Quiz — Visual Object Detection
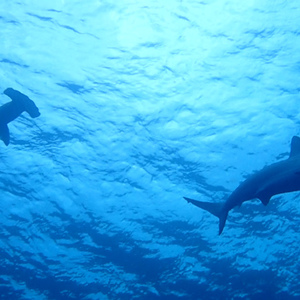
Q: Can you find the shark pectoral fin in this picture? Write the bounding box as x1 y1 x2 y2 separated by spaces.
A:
0 124 10 146
257 194 271 206
184 197 227 235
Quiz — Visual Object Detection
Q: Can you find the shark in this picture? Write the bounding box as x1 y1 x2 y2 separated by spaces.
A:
184 136 300 235
0 88 40 145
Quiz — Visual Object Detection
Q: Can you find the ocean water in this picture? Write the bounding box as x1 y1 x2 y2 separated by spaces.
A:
0 0 300 299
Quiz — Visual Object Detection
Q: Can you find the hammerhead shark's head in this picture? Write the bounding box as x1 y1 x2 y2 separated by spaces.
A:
0 88 40 145
184 136 300 235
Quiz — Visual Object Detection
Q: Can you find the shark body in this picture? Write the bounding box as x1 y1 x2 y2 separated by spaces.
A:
0 88 40 145
184 136 300 235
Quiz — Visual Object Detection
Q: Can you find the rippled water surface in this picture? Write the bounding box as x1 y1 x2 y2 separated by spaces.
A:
0 0 300 299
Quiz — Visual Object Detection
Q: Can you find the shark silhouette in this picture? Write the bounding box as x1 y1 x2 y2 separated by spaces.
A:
0 88 40 145
184 136 300 235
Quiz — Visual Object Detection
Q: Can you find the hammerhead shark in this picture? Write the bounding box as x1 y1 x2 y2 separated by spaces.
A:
0 88 40 145
184 136 300 235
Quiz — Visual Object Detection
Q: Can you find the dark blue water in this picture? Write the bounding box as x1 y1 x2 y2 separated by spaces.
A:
0 0 299 299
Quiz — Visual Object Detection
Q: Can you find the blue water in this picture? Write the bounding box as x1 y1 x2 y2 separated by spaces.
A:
0 0 300 299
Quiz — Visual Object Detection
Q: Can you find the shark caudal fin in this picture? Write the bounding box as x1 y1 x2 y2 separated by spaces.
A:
184 197 228 235
0 124 10 146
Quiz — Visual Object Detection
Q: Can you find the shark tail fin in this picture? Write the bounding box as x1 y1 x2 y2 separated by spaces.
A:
0 124 10 146
184 197 228 235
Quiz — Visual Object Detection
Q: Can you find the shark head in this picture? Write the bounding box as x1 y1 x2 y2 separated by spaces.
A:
4 88 40 118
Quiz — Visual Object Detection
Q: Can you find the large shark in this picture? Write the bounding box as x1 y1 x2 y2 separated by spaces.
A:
0 88 40 145
184 136 300 235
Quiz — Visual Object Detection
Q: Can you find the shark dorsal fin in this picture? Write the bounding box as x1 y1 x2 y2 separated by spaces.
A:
289 136 300 158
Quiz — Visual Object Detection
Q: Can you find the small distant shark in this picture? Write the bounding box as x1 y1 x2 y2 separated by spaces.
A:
0 88 40 146
184 136 300 235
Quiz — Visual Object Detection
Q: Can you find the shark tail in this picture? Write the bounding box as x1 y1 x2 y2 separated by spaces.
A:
0 124 10 146
184 197 228 235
